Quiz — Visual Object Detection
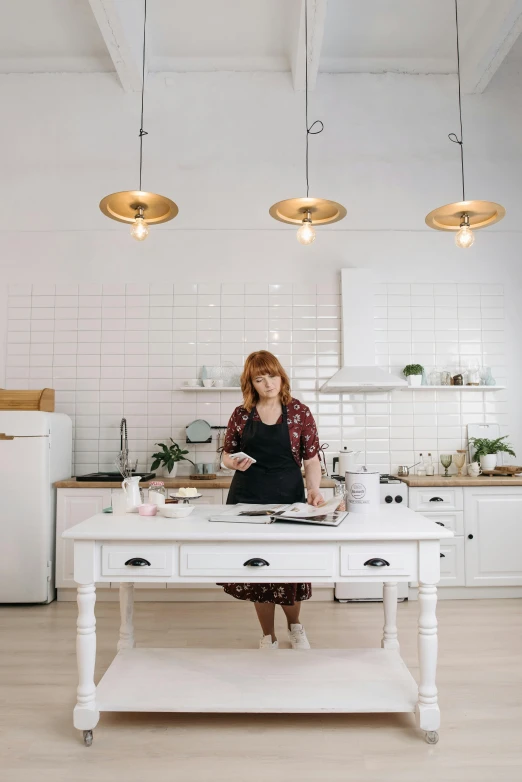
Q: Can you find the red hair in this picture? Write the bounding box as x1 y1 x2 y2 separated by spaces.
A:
241 351 292 412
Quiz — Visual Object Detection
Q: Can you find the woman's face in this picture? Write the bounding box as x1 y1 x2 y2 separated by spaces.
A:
252 372 282 401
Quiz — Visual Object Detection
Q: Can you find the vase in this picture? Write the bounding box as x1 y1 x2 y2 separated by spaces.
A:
479 454 497 471
408 375 422 387
166 463 178 478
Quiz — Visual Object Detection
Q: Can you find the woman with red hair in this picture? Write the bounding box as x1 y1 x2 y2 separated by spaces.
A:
220 350 324 650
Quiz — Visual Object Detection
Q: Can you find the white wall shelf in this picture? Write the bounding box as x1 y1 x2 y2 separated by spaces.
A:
400 386 505 391
174 387 242 392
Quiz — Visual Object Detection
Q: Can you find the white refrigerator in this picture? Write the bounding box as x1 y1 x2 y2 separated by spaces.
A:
0 411 72 603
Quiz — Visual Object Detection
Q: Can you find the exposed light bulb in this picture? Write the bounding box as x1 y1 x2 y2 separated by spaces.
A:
455 225 474 249
130 213 149 241
296 219 315 245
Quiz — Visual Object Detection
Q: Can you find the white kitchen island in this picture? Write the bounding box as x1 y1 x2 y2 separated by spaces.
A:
63 504 453 746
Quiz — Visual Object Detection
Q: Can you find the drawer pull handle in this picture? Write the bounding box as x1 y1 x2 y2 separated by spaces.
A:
468 534 474 540
364 558 390 567
124 557 151 567
435 521 445 527
440 553 446 558
429 497 444 502
243 558 270 567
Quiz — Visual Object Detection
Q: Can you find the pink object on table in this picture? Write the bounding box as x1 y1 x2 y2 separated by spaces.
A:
138 504 158 517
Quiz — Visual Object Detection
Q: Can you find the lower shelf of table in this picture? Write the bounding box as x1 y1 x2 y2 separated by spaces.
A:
96 648 418 714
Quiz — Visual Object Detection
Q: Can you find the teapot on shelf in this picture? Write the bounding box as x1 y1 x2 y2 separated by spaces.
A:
332 447 363 476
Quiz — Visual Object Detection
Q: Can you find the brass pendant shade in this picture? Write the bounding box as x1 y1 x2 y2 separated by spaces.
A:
425 1 504 243
425 200 505 232
99 191 178 225
99 0 177 237
269 197 346 226
269 0 345 240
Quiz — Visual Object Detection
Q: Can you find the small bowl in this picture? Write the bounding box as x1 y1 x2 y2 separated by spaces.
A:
159 505 195 519
138 503 158 517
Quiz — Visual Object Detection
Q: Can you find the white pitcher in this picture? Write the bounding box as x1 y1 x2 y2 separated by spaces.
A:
122 476 142 512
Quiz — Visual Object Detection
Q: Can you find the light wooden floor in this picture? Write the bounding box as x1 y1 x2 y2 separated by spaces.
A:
1 598 521 782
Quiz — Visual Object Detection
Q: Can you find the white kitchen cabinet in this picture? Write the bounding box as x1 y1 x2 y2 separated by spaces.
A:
199 488 224 504
464 487 522 587
439 538 465 587
409 487 463 512
56 489 112 589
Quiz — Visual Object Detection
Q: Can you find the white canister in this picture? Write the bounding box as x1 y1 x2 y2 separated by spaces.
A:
346 469 380 514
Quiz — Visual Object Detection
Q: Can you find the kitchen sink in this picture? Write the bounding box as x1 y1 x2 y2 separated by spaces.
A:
75 472 156 482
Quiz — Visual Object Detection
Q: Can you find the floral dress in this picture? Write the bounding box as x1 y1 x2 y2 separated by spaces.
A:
219 398 320 606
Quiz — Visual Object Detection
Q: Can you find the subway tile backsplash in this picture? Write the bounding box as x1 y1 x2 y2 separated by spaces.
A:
6 281 506 476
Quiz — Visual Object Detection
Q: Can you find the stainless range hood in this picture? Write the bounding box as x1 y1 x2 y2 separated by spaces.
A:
320 269 407 394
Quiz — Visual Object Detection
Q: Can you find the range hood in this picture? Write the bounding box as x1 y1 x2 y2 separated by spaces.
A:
320 269 407 394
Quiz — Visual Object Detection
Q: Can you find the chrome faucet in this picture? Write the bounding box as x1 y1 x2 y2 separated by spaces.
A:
120 417 128 466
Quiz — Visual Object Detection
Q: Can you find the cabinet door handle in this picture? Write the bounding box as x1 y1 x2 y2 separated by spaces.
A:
468 534 474 540
364 558 390 567
243 558 270 567
429 497 444 502
124 557 151 567
435 521 445 527
440 553 446 558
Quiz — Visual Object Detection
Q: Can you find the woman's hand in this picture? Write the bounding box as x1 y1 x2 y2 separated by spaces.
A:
307 488 325 507
233 456 254 472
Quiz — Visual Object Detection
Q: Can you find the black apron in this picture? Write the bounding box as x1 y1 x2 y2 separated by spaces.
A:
227 405 305 505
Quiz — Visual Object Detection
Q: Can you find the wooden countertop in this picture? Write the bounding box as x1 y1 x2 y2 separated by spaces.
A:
54 476 337 490
394 474 522 487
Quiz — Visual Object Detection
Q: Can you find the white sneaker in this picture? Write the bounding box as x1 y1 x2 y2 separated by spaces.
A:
288 624 310 650
259 635 279 649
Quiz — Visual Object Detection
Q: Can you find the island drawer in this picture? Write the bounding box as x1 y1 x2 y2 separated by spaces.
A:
409 487 463 512
100 544 173 577
339 542 417 578
179 543 336 578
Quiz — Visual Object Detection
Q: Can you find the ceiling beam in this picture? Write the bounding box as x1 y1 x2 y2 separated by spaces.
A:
291 0 328 91
460 0 522 93
88 0 144 91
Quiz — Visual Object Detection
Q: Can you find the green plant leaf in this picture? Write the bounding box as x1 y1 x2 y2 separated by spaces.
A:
403 363 424 377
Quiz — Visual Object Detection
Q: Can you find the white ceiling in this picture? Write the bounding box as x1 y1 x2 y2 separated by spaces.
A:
0 0 520 92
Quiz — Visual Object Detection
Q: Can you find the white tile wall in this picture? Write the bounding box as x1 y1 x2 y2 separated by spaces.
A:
5 282 506 477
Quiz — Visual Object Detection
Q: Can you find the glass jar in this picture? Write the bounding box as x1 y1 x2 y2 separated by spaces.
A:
440 370 451 386
428 369 441 386
148 480 167 506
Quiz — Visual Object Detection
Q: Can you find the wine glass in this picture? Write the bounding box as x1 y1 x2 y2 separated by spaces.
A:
440 454 452 478
454 451 466 477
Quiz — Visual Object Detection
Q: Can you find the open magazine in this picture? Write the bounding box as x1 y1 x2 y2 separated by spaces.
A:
209 498 348 527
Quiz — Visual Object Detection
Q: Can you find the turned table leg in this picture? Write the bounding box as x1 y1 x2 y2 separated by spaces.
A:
416 583 440 743
74 583 100 741
118 582 136 651
381 581 400 651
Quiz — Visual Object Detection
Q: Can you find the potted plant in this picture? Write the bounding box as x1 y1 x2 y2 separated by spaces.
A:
468 435 516 472
403 364 424 387
151 439 195 477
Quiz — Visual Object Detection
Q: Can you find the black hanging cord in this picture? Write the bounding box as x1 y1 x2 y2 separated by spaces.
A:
448 0 465 202
138 0 148 192
304 0 324 198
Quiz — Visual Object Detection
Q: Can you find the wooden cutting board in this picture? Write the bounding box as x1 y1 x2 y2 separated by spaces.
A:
481 467 522 477
0 388 55 412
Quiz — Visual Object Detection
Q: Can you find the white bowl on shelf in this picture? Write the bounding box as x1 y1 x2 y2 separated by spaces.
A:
159 505 195 519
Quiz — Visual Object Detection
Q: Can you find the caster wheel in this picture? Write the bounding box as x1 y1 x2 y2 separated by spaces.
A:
83 730 93 747
425 731 439 745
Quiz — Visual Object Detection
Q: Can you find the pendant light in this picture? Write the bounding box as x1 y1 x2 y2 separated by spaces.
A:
269 0 346 244
425 0 505 247
99 0 178 240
